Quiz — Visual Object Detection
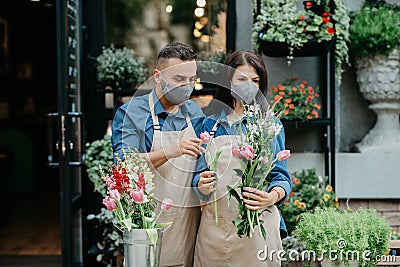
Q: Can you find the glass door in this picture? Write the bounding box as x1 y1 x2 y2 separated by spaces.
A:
48 0 84 266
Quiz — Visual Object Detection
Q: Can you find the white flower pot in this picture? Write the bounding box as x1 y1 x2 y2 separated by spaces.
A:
354 49 400 152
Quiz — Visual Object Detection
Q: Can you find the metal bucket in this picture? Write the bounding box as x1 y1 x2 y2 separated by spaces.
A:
123 228 164 267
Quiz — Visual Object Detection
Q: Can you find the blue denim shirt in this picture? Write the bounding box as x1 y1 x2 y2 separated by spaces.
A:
192 110 292 238
111 90 205 156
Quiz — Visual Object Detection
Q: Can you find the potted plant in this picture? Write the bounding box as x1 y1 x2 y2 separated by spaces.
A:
253 0 350 84
85 135 124 266
279 168 338 267
293 207 391 267
96 45 147 90
269 78 322 122
349 0 400 152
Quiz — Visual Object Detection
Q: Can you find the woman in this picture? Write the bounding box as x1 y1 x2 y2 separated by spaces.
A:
193 50 292 267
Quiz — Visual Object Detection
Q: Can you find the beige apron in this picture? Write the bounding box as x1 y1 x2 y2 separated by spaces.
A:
194 122 282 267
148 93 201 267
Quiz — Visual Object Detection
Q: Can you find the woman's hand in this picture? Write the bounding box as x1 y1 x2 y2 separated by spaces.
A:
197 171 217 196
242 187 280 210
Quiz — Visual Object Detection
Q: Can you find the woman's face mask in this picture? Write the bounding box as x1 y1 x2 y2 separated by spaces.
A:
231 81 260 104
160 76 194 105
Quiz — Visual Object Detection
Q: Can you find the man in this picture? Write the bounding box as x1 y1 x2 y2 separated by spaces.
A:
112 42 204 266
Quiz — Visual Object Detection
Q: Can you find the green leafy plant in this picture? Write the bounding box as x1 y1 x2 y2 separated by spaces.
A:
349 1 400 58
280 168 338 235
197 51 229 75
84 136 122 267
96 45 147 89
253 0 350 84
85 135 113 197
293 207 391 267
269 78 321 122
87 208 124 266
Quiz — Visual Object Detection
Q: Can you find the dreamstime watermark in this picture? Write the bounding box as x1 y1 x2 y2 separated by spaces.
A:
257 239 397 263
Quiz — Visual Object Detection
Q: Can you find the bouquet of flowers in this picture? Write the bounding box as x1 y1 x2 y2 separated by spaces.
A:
269 77 321 122
100 149 173 232
227 102 291 239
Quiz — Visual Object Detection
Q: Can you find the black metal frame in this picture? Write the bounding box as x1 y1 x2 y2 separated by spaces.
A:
255 0 337 188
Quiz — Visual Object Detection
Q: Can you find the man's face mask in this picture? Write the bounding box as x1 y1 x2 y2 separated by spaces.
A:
231 81 260 104
160 75 194 105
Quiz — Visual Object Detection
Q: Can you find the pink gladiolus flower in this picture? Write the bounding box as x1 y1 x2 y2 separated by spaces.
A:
200 131 211 144
103 196 117 211
109 189 120 200
131 188 144 203
105 177 114 189
277 150 291 161
232 145 242 158
161 198 173 211
240 145 255 160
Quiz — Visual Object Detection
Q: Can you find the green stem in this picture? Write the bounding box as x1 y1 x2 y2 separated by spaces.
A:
153 209 163 228
214 191 218 227
256 211 263 238
247 208 254 237
139 204 146 228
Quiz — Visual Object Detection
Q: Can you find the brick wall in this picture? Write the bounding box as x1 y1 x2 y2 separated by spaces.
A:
339 199 400 233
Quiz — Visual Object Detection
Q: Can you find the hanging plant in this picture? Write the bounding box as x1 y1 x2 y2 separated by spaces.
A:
253 0 350 84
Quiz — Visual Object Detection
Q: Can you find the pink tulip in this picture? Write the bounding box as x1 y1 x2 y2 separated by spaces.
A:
200 132 211 144
131 188 144 203
240 145 255 160
103 196 117 211
161 198 173 211
109 189 120 200
232 145 242 158
277 150 291 161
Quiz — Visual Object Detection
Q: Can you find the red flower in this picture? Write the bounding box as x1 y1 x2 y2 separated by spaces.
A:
322 17 330 24
322 11 330 17
137 173 146 190
327 27 335 34
299 15 305 21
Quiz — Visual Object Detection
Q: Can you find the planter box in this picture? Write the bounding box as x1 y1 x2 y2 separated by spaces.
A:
258 36 335 57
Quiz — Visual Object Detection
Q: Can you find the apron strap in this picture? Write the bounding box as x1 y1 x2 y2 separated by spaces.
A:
148 92 161 131
185 115 193 130
210 121 219 137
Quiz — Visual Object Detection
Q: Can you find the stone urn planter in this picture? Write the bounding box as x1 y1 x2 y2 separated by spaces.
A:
354 49 400 152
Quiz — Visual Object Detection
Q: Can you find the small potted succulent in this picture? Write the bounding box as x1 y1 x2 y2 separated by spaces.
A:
96 45 147 90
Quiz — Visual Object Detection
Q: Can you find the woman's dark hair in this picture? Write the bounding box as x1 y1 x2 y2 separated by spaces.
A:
214 50 268 110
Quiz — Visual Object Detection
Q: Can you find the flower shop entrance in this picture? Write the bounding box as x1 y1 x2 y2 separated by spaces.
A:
0 0 61 265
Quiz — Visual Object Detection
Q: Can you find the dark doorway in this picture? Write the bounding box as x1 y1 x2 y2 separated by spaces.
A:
0 0 61 264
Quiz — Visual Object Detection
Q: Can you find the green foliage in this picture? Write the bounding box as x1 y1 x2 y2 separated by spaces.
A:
87 208 124 266
349 3 400 58
293 207 391 267
280 168 338 235
253 0 350 84
84 135 113 197
105 0 148 44
197 51 229 75
96 45 147 89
